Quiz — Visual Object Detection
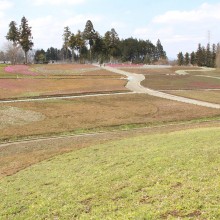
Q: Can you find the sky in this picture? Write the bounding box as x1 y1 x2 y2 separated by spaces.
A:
0 0 219 59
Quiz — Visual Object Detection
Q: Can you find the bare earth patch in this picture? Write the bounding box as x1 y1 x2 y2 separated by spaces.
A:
0 106 45 129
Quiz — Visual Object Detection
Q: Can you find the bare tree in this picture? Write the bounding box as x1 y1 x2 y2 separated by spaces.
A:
3 42 24 64
0 51 6 62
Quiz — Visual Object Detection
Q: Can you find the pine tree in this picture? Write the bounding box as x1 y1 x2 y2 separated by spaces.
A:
206 43 212 67
62 26 71 61
109 28 120 61
196 44 204 66
19 16 33 64
155 39 167 61
103 31 111 61
83 20 96 62
69 33 77 62
6 21 20 64
75 30 85 63
184 52 190 65
216 43 220 68
177 52 184 66
211 44 216 67
190 51 196 66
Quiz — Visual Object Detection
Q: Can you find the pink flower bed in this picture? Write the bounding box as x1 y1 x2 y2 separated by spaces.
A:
5 65 38 76
106 63 144 68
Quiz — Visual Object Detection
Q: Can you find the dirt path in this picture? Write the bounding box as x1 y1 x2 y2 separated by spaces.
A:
0 91 132 104
103 66 220 109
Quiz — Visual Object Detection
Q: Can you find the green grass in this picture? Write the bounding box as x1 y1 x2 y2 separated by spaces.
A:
1 127 220 219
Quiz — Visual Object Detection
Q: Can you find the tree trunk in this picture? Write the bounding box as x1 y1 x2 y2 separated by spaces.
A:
72 49 74 63
25 51 27 64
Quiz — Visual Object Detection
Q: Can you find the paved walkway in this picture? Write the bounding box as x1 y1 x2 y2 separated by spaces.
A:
103 66 220 109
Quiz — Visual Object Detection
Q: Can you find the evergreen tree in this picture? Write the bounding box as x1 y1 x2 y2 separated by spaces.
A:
206 43 212 67
190 51 196 66
83 20 96 62
92 32 105 63
155 39 167 61
19 16 33 64
109 28 120 61
216 43 220 68
103 31 112 61
177 52 184 66
75 30 86 63
45 47 60 62
6 21 20 64
184 52 190 65
196 43 205 66
34 49 46 63
62 26 71 61
211 44 216 67
69 33 77 62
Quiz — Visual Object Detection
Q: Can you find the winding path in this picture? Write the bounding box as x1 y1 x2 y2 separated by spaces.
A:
103 66 220 109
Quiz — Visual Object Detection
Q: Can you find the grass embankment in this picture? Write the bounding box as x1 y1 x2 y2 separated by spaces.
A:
1 127 220 219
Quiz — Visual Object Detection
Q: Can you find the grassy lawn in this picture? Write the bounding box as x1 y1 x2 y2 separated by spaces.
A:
0 94 219 141
1 127 220 219
120 66 201 75
141 74 220 90
189 69 220 77
167 90 220 104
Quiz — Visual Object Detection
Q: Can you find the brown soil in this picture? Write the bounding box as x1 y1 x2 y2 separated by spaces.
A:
0 94 219 141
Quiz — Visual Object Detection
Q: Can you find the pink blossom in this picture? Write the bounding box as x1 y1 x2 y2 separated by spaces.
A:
4 65 38 76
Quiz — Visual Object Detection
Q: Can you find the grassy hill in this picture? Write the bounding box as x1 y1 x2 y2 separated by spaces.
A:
1 127 220 219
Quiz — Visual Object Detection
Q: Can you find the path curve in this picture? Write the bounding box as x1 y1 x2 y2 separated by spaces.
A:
103 66 220 109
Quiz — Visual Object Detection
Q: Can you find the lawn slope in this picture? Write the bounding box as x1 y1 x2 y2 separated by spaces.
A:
1 127 220 219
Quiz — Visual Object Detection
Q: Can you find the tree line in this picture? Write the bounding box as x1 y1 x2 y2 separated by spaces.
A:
35 20 167 64
1 18 167 64
177 43 220 67
2 16 33 64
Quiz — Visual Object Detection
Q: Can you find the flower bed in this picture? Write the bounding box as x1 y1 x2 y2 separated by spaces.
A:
5 65 38 76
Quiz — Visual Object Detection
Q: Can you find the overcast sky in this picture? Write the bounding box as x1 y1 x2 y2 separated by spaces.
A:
0 0 219 59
